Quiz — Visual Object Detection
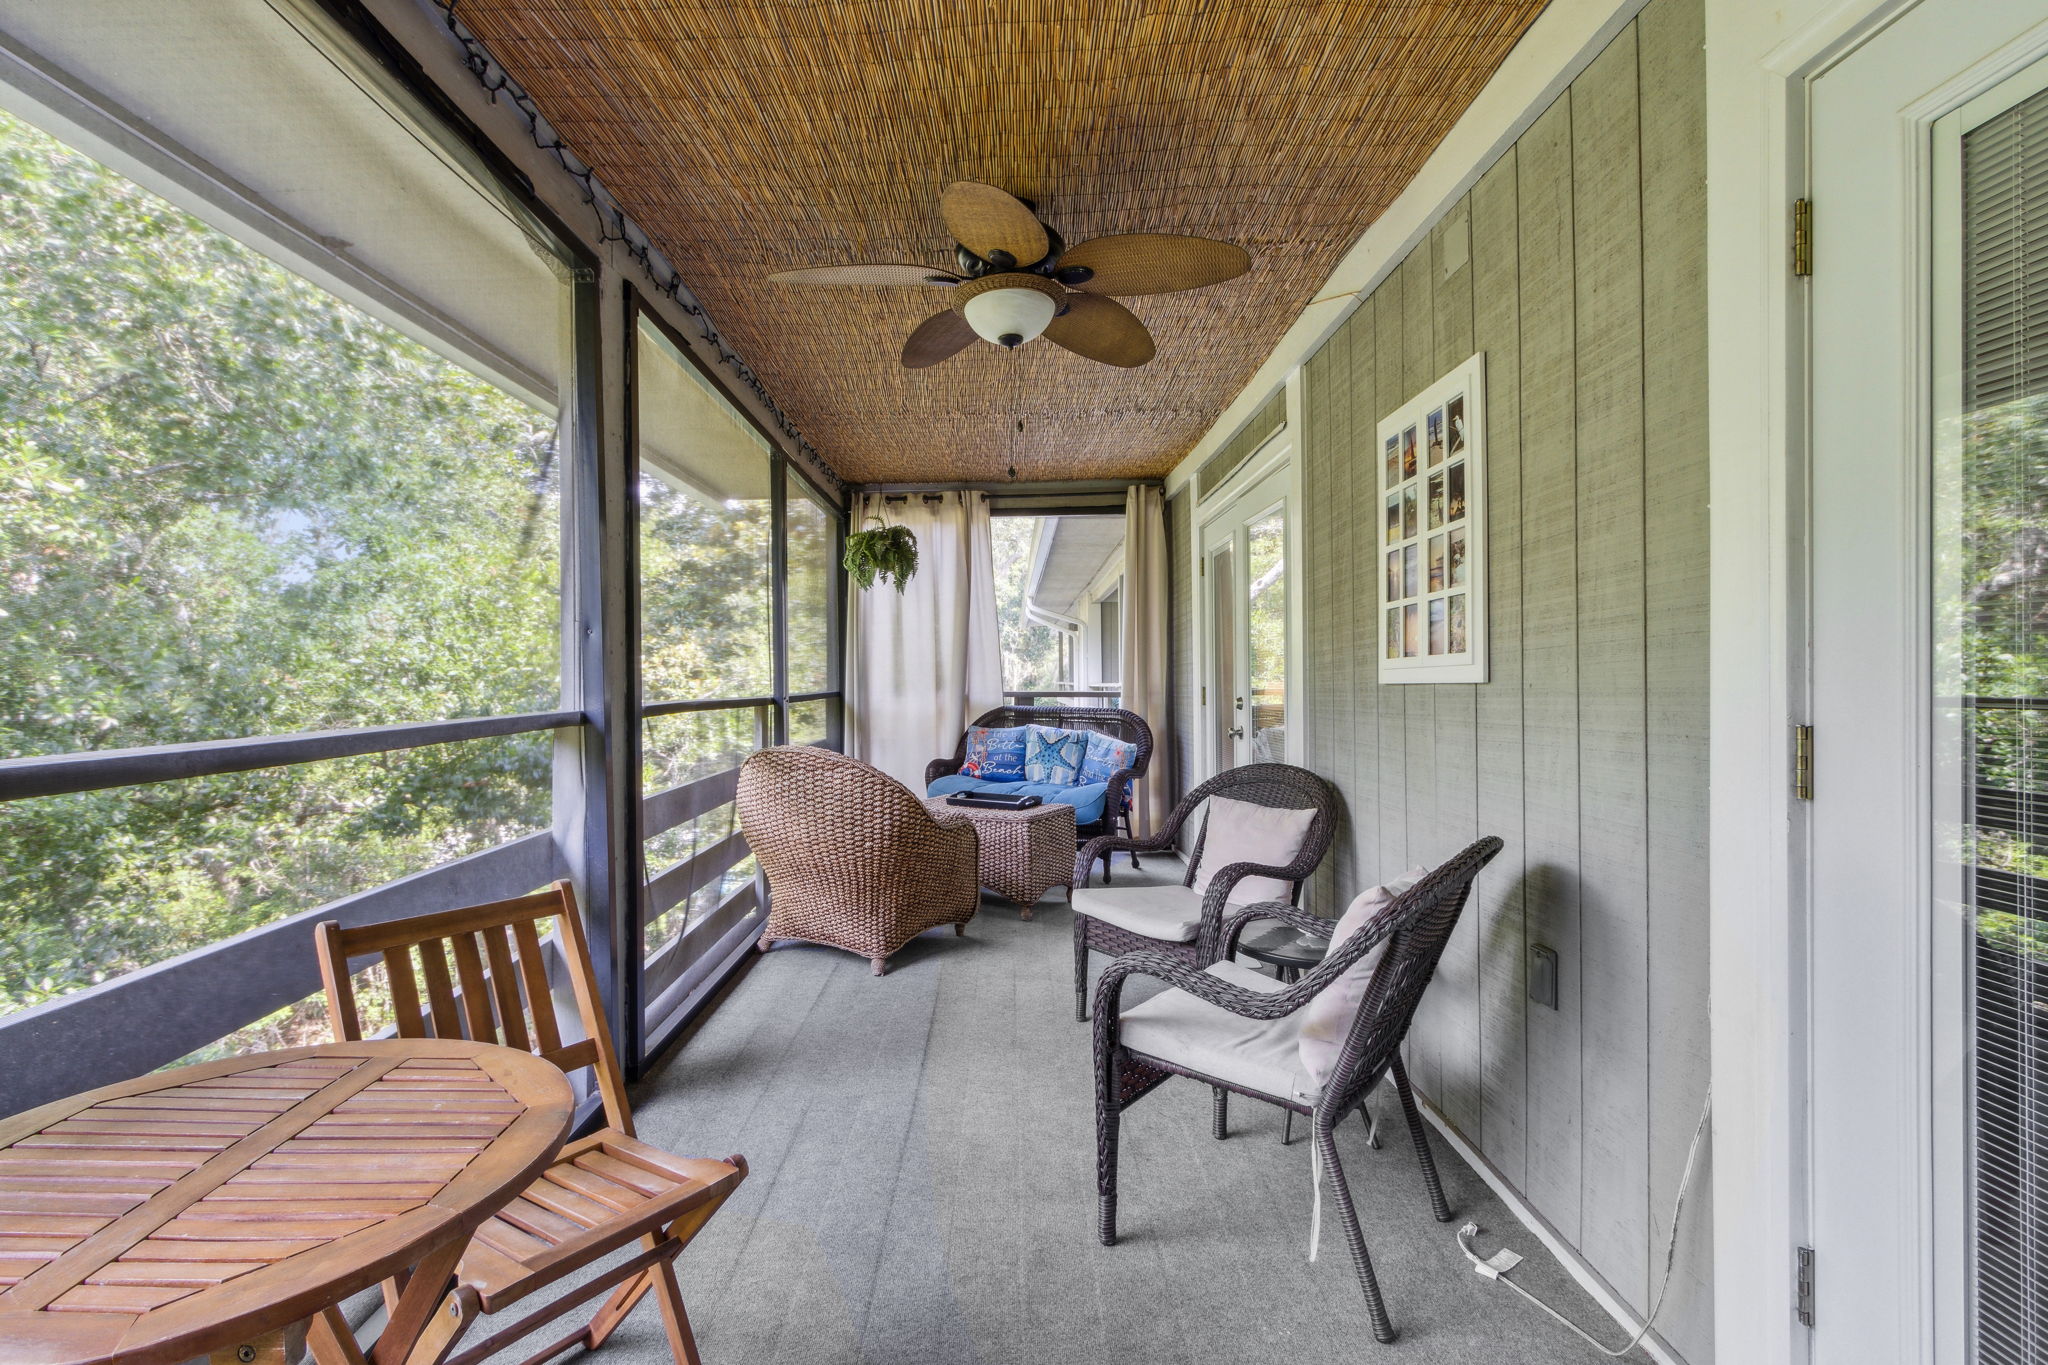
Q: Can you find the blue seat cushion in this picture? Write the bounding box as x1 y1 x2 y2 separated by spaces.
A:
927 775 1110 828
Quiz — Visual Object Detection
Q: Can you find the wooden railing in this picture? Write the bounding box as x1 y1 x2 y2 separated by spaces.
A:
0 694 859 1117
0 830 565 1116
1003 689 1123 708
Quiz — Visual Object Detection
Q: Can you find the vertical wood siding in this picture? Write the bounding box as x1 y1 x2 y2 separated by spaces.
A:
1285 0 1711 1355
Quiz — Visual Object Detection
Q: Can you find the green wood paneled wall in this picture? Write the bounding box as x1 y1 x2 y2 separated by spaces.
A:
1293 0 1711 1355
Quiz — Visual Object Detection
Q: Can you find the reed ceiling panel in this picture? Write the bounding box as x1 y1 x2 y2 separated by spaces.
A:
450 0 1549 482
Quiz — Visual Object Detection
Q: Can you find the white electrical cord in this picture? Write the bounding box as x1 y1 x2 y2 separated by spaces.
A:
1456 1085 1712 1360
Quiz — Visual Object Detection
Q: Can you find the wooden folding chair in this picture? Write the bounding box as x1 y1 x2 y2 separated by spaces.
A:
315 881 746 1365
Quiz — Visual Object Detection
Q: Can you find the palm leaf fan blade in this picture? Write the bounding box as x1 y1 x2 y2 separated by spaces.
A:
1058 234 1250 296
1044 294 1155 367
902 308 978 368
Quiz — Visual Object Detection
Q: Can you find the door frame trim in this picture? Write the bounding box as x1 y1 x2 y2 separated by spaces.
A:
1710 3 2048 1362
1706 4 1916 1363
1190 383 1302 789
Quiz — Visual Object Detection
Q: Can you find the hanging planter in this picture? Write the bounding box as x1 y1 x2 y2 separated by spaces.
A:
843 515 920 593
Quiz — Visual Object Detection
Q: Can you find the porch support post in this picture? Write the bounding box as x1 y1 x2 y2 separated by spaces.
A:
555 265 645 1078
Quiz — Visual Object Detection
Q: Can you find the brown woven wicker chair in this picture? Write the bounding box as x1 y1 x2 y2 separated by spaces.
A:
1071 762 1336 1020
926 705 1152 877
1091 836 1504 1344
738 745 981 976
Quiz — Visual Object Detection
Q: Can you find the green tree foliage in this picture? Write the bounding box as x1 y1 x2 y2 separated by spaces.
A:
0 109 561 1013
991 517 1064 691
1959 395 2048 963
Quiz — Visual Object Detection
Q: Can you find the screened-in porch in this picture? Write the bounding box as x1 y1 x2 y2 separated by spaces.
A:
7 1 2048 1364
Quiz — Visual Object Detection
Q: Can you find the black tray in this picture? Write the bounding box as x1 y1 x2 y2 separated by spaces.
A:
945 792 1043 810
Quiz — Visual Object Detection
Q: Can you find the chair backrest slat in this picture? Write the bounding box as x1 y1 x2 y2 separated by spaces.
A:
415 940 463 1039
383 946 427 1039
481 923 532 1052
449 932 497 1044
510 916 564 1056
315 880 632 1133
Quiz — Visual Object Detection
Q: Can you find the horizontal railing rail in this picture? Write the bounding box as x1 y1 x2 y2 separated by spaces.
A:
1002 689 1123 705
642 766 743 842
645 829 751 921
641 696 775 720
642 882 762 1047
0 830 565 1118
0 710 584 802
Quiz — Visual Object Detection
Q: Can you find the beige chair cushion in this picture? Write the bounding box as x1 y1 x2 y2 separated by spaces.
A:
1119 960 1316 1102
1192 796 1316 905
1296 869 1425 1090
1073 883 1208 942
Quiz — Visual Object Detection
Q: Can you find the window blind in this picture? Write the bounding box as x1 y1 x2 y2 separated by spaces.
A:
1961 79 2048 1365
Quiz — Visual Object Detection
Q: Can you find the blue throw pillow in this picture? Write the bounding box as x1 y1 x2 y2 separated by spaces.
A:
960 725 1027 781
1024 725 1089 786
1080 731 1137 787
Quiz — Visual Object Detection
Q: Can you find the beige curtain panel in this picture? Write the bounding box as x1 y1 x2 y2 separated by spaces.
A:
1120 484 1174 836
846 490 1004 790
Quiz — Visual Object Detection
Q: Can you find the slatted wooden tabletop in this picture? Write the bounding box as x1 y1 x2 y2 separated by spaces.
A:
0 1040 573 1365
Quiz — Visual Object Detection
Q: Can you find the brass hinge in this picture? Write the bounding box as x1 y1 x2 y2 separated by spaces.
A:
1795 1245 1815 1326
1792 199 1813 277
1200 685 1208 706
1794 725 1814 801
1199 558 1206 577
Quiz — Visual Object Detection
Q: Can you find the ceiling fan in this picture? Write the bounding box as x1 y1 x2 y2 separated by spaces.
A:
766 181 1250 370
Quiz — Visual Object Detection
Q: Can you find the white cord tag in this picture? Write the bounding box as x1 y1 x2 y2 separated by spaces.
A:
1308 1137 1322 1262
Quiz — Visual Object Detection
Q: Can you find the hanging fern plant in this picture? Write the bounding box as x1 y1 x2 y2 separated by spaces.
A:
843 515 920 593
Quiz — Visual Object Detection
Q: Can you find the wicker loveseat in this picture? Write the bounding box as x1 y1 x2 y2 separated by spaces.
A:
738 745 980 976
925 705 1152 876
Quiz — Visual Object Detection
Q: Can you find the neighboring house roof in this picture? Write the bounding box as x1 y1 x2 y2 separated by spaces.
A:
1025 515 1125 628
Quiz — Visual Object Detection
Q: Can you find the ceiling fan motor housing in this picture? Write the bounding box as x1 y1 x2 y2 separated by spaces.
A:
955 272 1064 349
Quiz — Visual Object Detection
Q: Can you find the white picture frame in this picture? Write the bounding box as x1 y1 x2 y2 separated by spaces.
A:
1376 352 1487 684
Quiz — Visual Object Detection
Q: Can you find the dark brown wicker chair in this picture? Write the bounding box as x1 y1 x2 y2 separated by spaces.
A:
1090 836 1504 1344
1070 762 1336 1020
925 705 1151 876
738 745 981 975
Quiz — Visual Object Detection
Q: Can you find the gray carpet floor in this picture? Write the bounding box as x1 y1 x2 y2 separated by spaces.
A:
593 856 1625 1365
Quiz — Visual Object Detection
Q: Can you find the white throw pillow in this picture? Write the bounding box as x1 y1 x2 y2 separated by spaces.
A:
1191 796 1317 905
1295 869 1427 1093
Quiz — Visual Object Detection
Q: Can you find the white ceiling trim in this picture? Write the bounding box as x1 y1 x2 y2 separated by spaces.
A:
1163 0 1654 496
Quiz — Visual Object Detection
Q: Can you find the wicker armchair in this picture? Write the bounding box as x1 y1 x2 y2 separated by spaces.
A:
926 705 1152 875
1091 836 1504 1344
1071 762 1336 1020
738 746 980 976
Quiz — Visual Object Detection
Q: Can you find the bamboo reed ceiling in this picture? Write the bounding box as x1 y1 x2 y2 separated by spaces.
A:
453 0 1549 483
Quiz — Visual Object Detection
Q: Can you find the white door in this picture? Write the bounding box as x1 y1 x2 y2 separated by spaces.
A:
1200 464 1292 775
1810 6 2048 1360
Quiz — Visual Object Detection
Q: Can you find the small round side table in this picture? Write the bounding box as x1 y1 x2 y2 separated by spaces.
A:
1235 920 1332 983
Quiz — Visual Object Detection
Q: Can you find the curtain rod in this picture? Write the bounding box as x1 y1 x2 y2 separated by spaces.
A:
856 478 1161 496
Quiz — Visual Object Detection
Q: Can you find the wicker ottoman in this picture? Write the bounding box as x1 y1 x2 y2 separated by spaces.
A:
922 798 1077 918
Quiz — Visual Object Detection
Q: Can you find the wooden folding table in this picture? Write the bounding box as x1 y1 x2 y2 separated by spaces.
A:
0 1039 572 1365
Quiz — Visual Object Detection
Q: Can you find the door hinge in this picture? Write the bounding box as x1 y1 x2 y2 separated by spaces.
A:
1200 685 1207 706
1199 558 1206 577
1792 198 1813 277
1795 1245 1815 1326
1794 724 1814 801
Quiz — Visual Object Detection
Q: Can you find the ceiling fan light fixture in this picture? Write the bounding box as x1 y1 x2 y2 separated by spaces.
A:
957 273 1062 349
